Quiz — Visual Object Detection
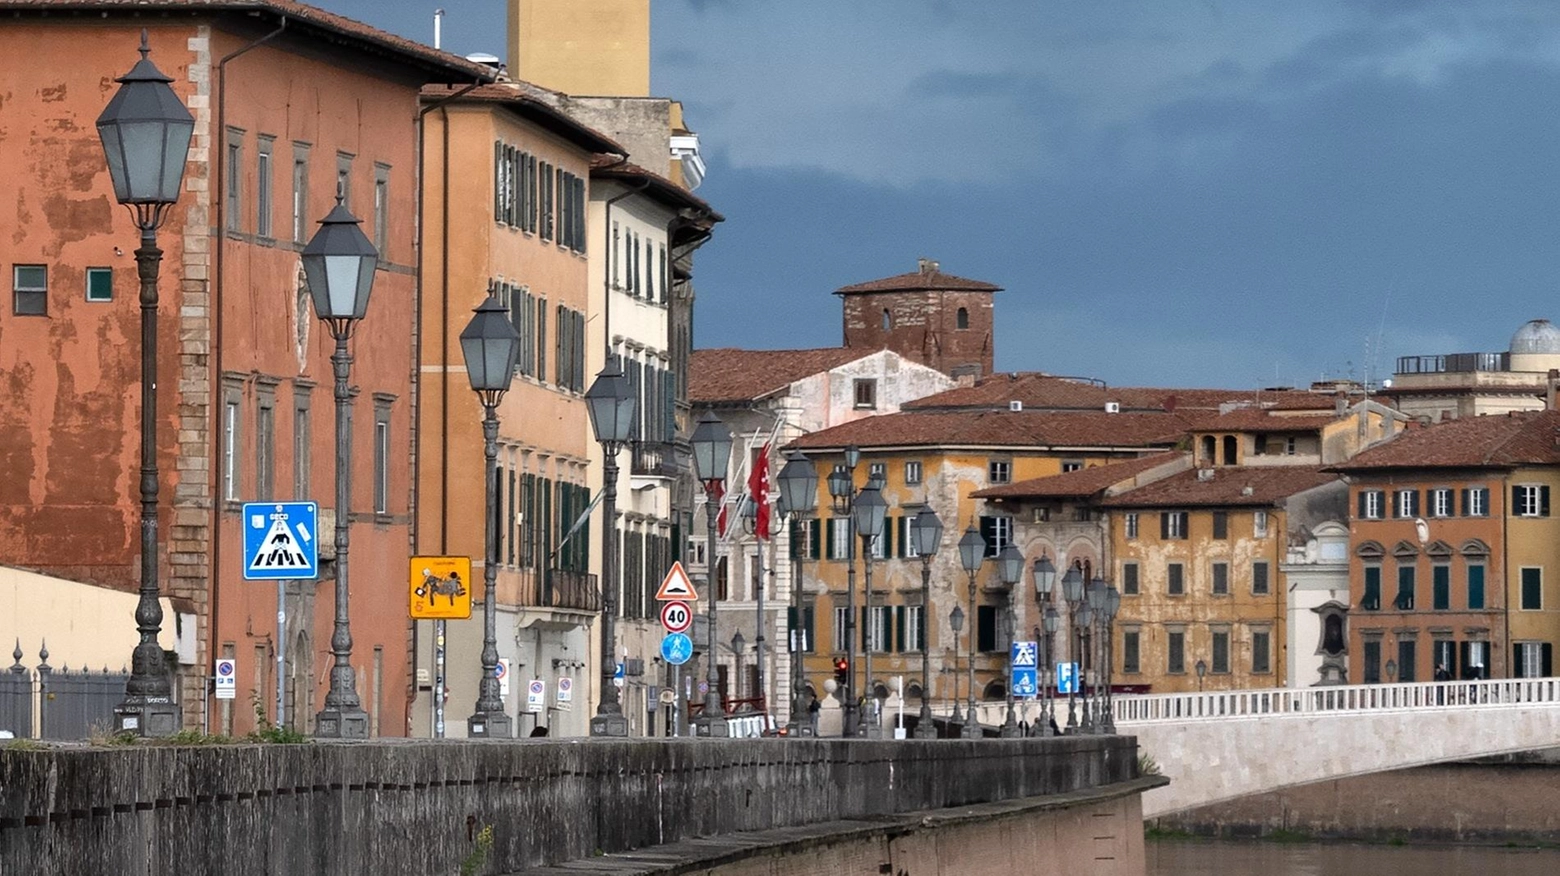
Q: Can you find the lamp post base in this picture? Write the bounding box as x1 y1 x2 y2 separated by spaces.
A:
113 699 180 738
692 714 730 737
314 706 370 740
999 704 1022 738
913 705 937 739
469 711 513 739
590 712 630 737
959 717 983 739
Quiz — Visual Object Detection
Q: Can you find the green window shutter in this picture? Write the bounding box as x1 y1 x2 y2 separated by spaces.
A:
810 519 822 560
825 518 836 560
895 605 906 652
1468 564 1485 609
1544 485 1552 517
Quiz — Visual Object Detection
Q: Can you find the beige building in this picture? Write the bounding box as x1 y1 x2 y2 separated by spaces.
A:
1385 319 1560 421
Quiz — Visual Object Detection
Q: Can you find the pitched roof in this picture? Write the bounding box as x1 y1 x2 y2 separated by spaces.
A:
690 347 871 404
6 1 498 82
835 269 1001 295
972 452 1185 500
1329 410 1560 472
787 409 1193 452
591 156 722 218
1198 410 1340 432
1100 465 1342 509
902 372 1338 413
423 82 624 154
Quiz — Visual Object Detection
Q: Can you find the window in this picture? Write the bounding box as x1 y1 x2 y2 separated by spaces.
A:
1397 638 1417 682
12 265 46 315
1167 630 1185 673
539 160 554 240
373 164 390 254
868 462 886 481
881 308 891 330
226 130 243 231
336 152 354 210
1122 629 1140 673
832 606 850 652
1514 484 1550 518
1433 639 1455 677
1167 562 1185 595
373 404 391 514
868 605 891 653
788 604 817 653
1362 639 1382 683
256 136 274 239
1211 562 1229 595
1253 510 1269 538
904 461 922 485
851 378 878 410
293 389 311 499
1522 567 1543 610
1467 562 1485 610
536 296 547 381
85 267 112 303
1161 511 1188 539
1432 564 1450 610
956 307 969 329
1212 511 1228 539
223 396 240 502
1252 630 1272 674
978 515 1012 556
1359 489 1385 520
1462 640 1488 679
292 143 310 243
1252 561 1270 596
1515 641 1551 678
1211 629 1230 673
905 605 925 652
1394 489 1419 519
1362 565 1382 610
1125 513 1139 539
1464 487 1489 517
1121 562 1139 595
255 395 275 502
988 460 1011 484
828 517 851 560
1395 565 1415 611
1430 488 1453 518
1062 460 1083 473
1285 436 1298 455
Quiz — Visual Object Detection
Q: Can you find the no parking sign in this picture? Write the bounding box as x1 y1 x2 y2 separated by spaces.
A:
214 659 236 700
526 679 545 714
496 659 510 699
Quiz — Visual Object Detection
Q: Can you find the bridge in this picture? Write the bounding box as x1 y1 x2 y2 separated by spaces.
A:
1111 678 1560 817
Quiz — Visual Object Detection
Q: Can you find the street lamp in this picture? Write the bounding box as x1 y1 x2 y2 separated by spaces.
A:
585 365 635 737
101 31 194 738
1085 577 1108 733
1032 554 1057 737
1061 565 1084 733
909 509 943 739
997 544 1024 737
1101 585 1120 734
731 630 747 706
948 603 965 726
460 295 521 738
1041 606 1060 736
957 526 986 738
1196 658 1208 692
853 483 888 736
302 185 379 739
776 452 818 737
1385 658 1397 685
691 412 733 737
826 446 862 736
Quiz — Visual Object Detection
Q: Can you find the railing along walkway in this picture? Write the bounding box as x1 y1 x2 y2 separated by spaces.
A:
1113 677 1560 725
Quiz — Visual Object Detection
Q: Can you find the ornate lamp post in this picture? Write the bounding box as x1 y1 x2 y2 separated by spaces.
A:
302 186 379 739
459 295 521 738
1042 606 1061 736
910 509 943 739
853 481 888 736
1060 566 1084 733
826 446 861 735
1032 554 1057 736
691 412 733 737
586 365 636 737
1085 577 1108 733
1197 658 1209 692
731 630 747 704
957 526 986 738
948 604 965 726
996 544 1024 737
100 32 195 738
776 452 818 737
1101 584 1120 734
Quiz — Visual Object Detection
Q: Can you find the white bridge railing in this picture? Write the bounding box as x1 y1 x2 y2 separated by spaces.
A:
1113 677 1560 725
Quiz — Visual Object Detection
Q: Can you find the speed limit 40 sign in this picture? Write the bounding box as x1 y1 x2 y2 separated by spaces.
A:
660 600 693 634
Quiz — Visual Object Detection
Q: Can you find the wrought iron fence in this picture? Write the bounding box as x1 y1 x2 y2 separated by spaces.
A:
1 641 134 740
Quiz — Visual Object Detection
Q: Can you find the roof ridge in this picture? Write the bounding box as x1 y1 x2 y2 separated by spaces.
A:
1481 412 1545 464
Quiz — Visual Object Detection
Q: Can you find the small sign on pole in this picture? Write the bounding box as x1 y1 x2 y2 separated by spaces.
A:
409 556 473 619
214 658 237 700
1057 662 1080 694
497 659 510 699
556 676 573 711
526 679 546 714
654 561 698 602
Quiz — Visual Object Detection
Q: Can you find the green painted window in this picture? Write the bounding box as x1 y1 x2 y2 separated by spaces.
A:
1432 565 1450 610
1468 563 1485 609
85 267 112 302
1522 567 1543 610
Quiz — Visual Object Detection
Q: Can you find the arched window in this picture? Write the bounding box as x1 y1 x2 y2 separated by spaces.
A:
906 682 924 701
1222 435 1237 465
982 679 1006 701
882 308 892 330
956 307 969 329
1201 435 1216 463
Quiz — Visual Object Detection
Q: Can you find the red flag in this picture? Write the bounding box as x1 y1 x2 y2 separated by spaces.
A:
747 442 772 540
714 480 729 538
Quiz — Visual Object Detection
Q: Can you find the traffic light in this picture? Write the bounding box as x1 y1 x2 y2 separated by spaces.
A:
833 657 849 685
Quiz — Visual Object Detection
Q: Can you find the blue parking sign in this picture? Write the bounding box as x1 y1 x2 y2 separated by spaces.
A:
1056 662 1079 694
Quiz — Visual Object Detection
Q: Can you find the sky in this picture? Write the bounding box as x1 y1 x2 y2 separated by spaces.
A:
315 0 1560 388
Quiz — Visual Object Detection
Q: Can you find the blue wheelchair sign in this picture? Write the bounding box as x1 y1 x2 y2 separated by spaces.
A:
1013 667 1039 699
242 502 318 580
1056 662 1080 694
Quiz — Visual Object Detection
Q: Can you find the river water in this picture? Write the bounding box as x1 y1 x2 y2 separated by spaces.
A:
1148 840 1560 875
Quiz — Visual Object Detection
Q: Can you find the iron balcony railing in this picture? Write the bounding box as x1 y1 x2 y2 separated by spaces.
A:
543 568 601 613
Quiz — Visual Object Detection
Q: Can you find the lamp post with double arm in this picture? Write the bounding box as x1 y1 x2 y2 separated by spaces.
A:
1061 565 1084 733
997 544 1024 737
99 32 195 738
1101 584 1120 734
948 604 965 726
826 447 862 736
1032 554 1058 736
776 452 818 737
586 366 636 737
691 413 733 738
910 509 943 739
957 526 986 738
854 481 888 736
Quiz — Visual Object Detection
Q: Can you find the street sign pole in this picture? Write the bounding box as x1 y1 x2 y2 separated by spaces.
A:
276 579 286 729
434 619 446 739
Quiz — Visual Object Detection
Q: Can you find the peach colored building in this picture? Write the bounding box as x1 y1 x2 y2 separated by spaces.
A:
0 2 490 736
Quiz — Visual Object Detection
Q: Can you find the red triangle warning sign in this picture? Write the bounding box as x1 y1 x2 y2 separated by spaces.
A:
655 561 698 602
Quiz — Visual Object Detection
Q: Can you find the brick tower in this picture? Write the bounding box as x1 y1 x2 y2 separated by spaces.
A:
836 258 1001 379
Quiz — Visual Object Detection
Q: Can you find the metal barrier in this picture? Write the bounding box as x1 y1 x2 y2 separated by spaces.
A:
1 642 135 739
1114 677 1560 725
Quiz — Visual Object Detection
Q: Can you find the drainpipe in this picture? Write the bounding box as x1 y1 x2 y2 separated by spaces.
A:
208 15 287 731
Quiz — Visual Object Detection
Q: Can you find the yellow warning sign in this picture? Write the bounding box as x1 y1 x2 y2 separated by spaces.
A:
410 556 472 620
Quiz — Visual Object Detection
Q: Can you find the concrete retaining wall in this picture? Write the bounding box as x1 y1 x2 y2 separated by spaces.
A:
0 736 1136 876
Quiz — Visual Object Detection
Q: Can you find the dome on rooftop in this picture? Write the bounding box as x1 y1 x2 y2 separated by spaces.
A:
1510 319 1560 355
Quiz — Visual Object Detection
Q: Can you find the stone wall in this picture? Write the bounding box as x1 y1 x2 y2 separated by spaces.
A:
0 736 1137 876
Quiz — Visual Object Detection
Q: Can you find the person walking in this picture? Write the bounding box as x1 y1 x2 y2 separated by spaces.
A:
1434 662 1451 705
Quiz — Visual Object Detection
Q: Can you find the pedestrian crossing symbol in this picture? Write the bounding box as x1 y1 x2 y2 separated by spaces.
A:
242 502 319 581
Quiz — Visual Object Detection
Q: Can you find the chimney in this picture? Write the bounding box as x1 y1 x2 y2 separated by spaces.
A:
1334 391 1347 417
917 257 939 275
1548 369 1559 410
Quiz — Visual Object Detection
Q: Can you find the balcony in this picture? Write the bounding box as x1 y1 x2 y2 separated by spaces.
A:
1395 352 1509 375
542 568 600 613
630 441 681 478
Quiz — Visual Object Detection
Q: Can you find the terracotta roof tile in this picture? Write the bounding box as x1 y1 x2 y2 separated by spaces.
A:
1100 465 1342 509
835 269 1001 295
972 452 1186 500
422 82 625 154
1330 410 1560 472
592 156 721 218
6 1 498 81
788 409 1194 452
690 347 871 404
1199 410 1340 432
904 372 1338 414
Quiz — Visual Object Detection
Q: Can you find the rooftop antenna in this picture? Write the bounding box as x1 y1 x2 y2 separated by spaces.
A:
434 8 445 50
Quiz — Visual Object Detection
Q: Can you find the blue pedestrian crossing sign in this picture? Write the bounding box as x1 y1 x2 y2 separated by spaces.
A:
1013 667 1039 699
242 502 319 581
1056 662 1080 694
1011 640 1038 669
660 632 693 666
